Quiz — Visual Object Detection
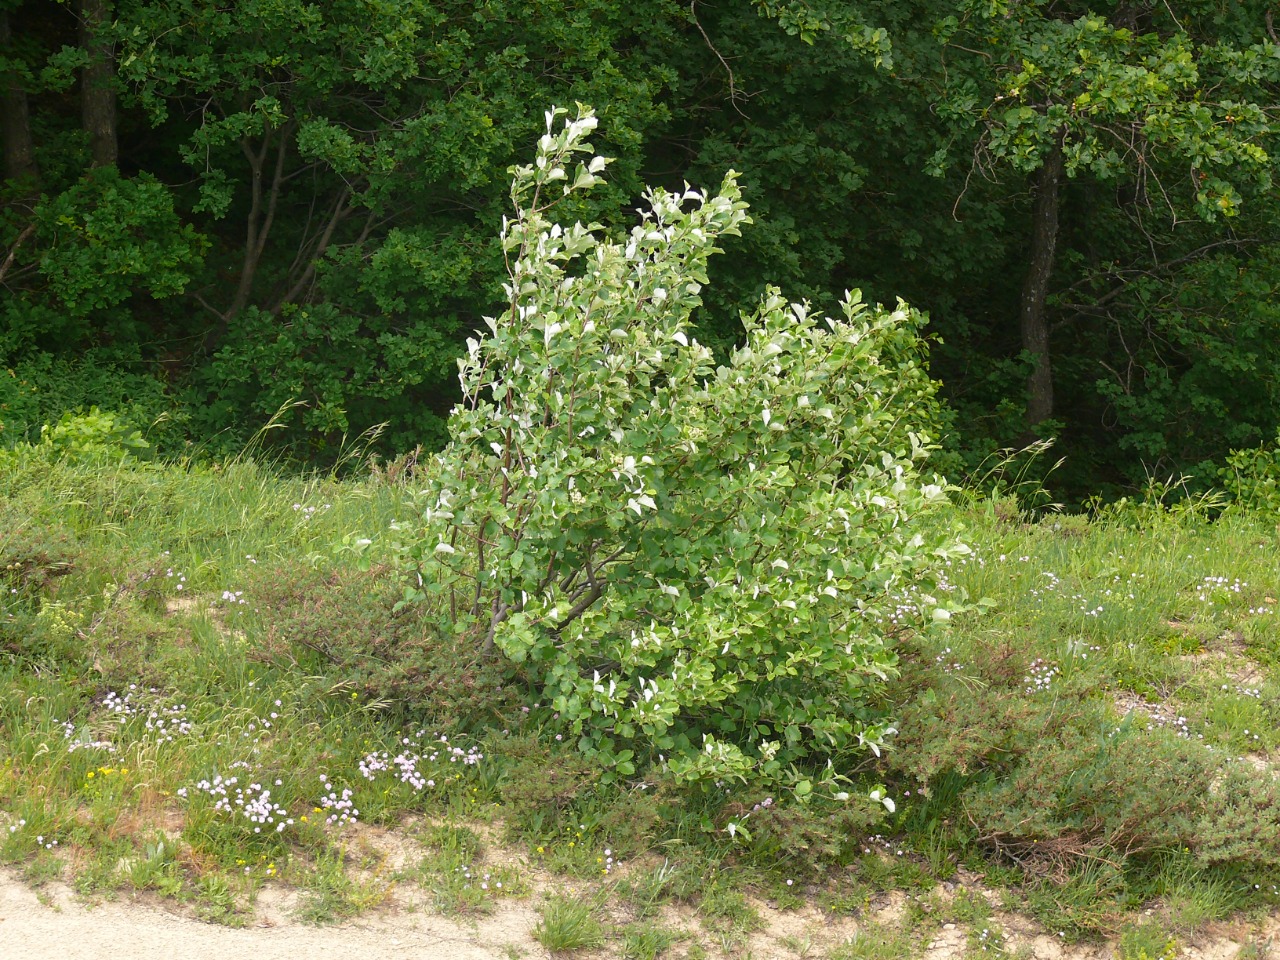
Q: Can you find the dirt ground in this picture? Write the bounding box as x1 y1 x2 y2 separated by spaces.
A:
1 865 532 960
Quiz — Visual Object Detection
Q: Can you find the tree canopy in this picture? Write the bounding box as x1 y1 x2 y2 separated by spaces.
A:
3 0 1280 497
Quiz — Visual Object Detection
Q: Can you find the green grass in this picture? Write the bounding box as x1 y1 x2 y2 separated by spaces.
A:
0 449 491 921
5 447 1280 954
295 847 393 923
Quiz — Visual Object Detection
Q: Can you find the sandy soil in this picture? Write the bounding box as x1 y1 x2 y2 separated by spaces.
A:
0 866 536 960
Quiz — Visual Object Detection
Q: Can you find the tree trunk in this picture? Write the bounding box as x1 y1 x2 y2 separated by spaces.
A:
1019 133 1065 438
79 0 117 168
201 120 296 352
0 10 38 184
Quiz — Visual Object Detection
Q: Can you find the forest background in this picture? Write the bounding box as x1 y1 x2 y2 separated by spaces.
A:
4 0 1280 500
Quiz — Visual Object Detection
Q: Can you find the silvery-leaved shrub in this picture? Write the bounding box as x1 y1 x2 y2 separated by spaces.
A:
399 105 967 797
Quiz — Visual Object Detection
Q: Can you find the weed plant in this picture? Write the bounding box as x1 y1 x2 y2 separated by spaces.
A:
828 921 915 960
534 893 607 952
620 922 679 960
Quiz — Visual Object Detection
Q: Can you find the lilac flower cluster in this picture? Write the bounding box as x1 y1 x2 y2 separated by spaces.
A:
59 686 197 749
441 737 484 766
860 833 906 857
1024 658 1057 694
1194 575 1247 605
1229 684 1264 699
456 862 507 892
358 750 435 790
144 702 193 742
1010 561 1144 614
973 927 1003 953
180 774 295 834
1142 709 1195 740
357 732 483 793
1028 571 1062 601
318 774 358 826
103 688 143 717
933 647 965 674
57 719 116 754
6 816 58 851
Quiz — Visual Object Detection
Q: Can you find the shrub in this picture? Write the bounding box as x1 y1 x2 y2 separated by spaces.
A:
250 563 519 729
0 351 185 453
1220 431 1280 513
740 795 888 876
0 499 80 662
397 105 966 799
889 633 1280 883
1194 763 1280 870
38 408 151 462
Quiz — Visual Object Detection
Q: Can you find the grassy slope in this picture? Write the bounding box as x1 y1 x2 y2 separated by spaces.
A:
3 450 1280 957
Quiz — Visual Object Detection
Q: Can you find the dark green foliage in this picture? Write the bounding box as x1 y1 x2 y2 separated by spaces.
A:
496 736 663 857
1221 430 1280 513
247 563 520 729
1194 764 1280 870
739 796 888 877
0 352 186 452
23 169 204 325
5 0 1280 493
191 302 458 453
887 629 1280 931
